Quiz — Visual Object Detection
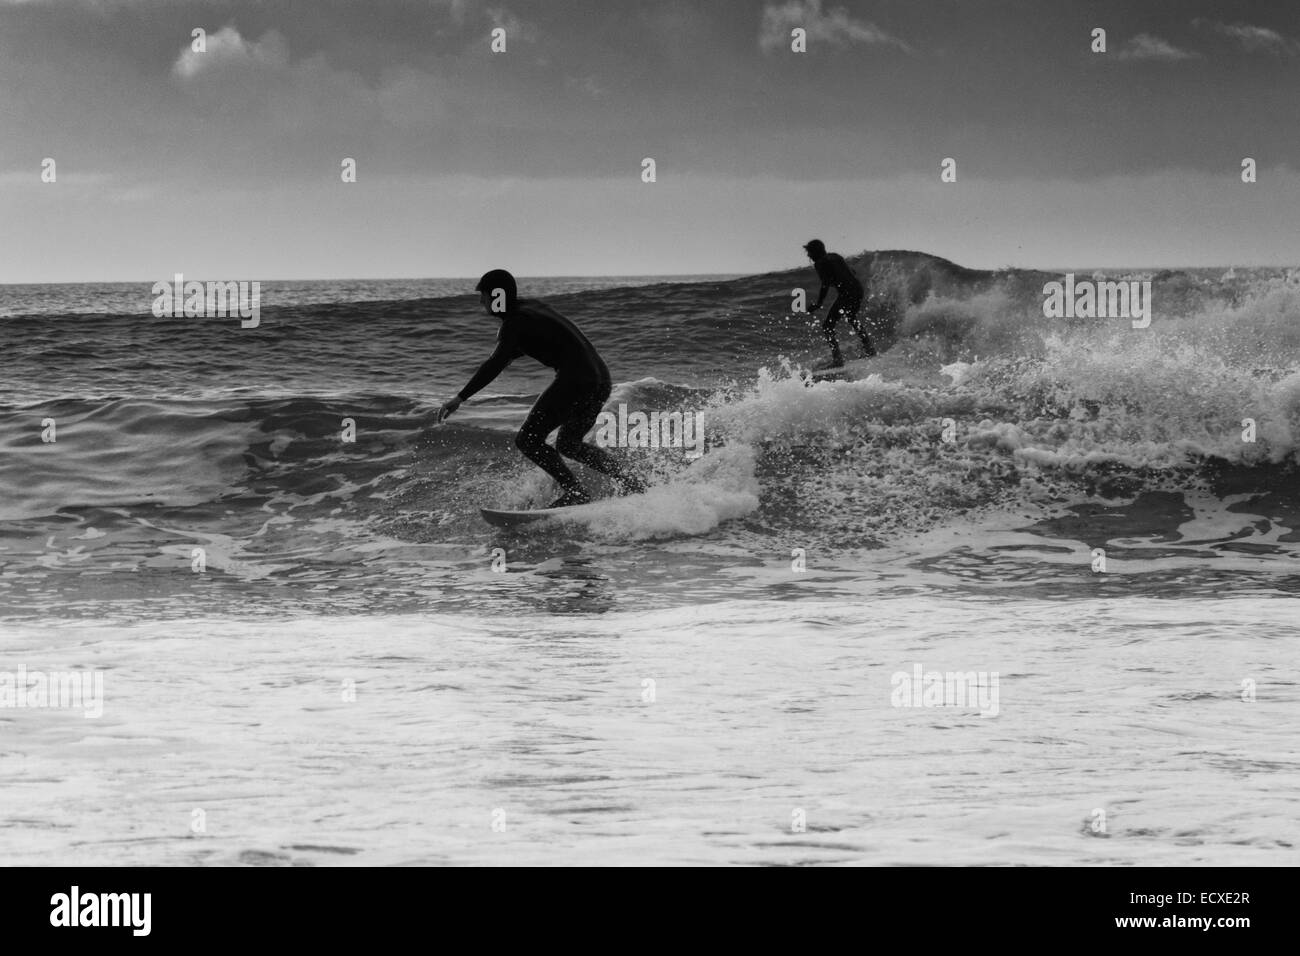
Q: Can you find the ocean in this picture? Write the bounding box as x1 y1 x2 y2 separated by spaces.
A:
2 256 1299 865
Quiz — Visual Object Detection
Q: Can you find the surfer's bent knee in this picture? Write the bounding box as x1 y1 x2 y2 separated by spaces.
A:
555 432 586 457
515 428 542 453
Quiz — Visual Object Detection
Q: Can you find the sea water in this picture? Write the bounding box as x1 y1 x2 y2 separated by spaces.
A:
2 265 1298 865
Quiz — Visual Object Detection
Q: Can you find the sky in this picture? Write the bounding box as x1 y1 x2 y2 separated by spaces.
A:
2 0 1299 281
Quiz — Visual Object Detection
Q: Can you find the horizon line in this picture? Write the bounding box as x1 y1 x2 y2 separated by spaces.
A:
2 259 1296 287
0 270 754 287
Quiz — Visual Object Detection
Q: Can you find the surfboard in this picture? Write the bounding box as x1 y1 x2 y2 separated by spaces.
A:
807 365 849 380
480 504 584 527
805 357 877 382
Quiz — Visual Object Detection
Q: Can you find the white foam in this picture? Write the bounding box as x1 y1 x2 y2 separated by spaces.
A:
555 443 760 540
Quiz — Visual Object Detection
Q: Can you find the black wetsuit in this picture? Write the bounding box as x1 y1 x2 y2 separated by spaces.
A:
814 253 875 364
457 299 630 494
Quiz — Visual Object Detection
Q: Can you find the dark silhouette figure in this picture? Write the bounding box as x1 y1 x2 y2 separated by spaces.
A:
805 239 876 369
436 269 644 508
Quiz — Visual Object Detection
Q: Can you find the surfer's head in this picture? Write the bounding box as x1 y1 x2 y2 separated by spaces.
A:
476 269 517 317
803 239 826 261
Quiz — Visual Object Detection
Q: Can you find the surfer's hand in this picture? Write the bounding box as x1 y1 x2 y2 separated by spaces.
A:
435 398 462 424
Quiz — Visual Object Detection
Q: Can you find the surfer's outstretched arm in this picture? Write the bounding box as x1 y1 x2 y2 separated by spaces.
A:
458 344 514 402
435 339 516 423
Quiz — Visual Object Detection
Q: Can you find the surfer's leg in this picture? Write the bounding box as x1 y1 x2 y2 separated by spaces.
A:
840 296 876 356
555 382 646 494
516 381 585 494
820 308 845 367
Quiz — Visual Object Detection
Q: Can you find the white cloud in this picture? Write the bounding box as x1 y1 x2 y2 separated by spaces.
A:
759 0 909 54
1193 19 1298 55
172 26 289 81
1117 34 1198 62
170 27 447 131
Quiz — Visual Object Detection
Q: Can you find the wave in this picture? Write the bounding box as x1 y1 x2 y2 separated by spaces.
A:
4 252 1300 544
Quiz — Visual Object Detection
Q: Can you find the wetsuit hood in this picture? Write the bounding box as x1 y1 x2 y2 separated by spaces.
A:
476 269 518 314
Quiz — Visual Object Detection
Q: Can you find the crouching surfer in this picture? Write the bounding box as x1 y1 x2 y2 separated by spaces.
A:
804 239 876 370
435 269 645 508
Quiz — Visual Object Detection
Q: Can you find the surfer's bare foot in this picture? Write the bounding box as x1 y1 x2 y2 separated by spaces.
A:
813 357 845 371
548 489 591 508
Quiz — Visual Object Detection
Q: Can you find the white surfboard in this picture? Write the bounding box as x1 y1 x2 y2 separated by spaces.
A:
805 356 877 382
480 504 586 527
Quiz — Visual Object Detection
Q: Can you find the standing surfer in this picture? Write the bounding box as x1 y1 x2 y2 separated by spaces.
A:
804 239 876 370
435 269 645 508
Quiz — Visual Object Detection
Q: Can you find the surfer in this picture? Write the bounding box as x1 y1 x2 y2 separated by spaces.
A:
435 269 645 508
804 239 876 370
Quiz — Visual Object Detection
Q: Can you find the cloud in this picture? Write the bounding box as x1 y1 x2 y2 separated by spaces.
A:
1116 34 1198 62
759 0 909 54
172 26 289 81
170 26 447 132
1193 19 1298 55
